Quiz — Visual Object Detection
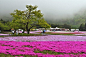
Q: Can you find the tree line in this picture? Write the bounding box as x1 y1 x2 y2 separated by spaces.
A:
79 23 86 31
0 19 10 31
50 24 71 30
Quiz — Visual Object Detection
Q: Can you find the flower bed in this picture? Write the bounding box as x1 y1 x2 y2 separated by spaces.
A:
0 34 10 36
0 41 86 57
0 35 86 41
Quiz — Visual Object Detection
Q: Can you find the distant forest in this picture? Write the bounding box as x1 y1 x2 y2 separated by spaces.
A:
46 9 86 30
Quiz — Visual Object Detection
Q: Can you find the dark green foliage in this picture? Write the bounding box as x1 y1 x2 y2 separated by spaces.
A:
0 19 10 31
85 23 86 30
0 19 9 24
79 23 86 31
50 24 60 28
50 24 71 30
63 24 71 30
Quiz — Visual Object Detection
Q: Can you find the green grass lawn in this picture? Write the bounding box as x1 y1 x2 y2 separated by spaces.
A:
11 33 43 36
0 36 5 37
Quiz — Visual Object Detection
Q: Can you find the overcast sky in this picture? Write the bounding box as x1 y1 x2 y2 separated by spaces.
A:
0 0 86 20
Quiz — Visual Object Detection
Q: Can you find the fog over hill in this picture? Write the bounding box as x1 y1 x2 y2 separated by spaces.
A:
0 0 86 21
46 8 86 29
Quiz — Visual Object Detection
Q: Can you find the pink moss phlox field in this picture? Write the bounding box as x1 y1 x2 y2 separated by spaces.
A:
0 34 9 36
1 35 86 41
0 41 86 57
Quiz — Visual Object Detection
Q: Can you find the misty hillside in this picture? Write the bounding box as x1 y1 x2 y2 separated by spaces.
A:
1 8 86 29
46 9 86 28
0 15 12 21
